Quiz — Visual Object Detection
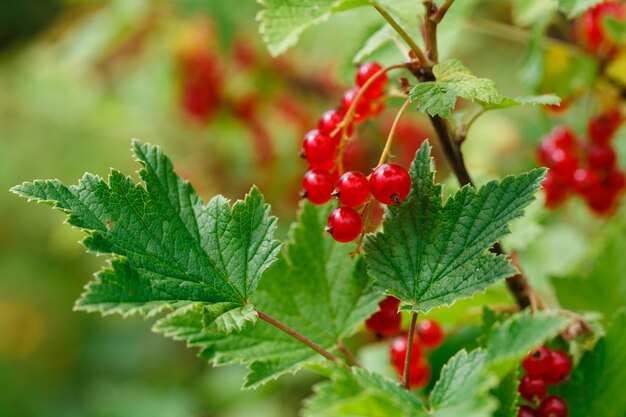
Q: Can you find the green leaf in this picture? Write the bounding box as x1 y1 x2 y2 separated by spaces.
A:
491 369 521 417
427 349 497 417
552 221 626 320
558 0 604 18
409 59 559 117
11 141 281 320
511 0 558 27
364 142 545 313
554 310 626 417
353 24 397 63
604 16 626 43
485 311 572 377
154 202 382 388
257 0 367 56
304 367 425 417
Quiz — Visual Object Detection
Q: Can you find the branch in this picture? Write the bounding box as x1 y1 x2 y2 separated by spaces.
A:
254 308 341 363
423 1 439 63
403 312 419 390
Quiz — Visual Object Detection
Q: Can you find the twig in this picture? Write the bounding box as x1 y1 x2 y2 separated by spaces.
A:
423 1 439 63
372 4 430 66
403 311 419 390
377 98 412 166
431 0 456 24
337 340 363 368
254 308 340 363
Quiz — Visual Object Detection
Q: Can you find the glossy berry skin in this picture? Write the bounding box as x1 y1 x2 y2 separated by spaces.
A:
545 148 578 177
341 87 371 122
334 171 370 207
545 350 573 384
586 188 616 215
302 129 337 168
355 61 387 99
370 163 411 205
318 109 353 145
365 296 401 337
522 346 552 377
573 169 600 196
537 396 568 417
518 405 537 417
326 207 363 243
537 127 577 165
542 172 570 208
587 145 616 170
302 169 335 205
416 320 444 348
608 170 626 192
518 375 548 402
389 333 422 371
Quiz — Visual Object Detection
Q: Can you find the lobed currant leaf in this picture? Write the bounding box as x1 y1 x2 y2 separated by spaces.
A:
154 202 382 388
409 59 560 117
364 141 545 313
11 141 281 322
257 0 368 56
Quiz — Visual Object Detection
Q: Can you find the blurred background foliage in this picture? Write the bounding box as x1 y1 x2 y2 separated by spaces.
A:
1 1 625 416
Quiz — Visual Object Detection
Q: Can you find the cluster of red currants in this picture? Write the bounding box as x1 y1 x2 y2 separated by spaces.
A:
574 0 626 57
517 345 572 417
538 110 625 215
364 297 444 389
300 62 412 242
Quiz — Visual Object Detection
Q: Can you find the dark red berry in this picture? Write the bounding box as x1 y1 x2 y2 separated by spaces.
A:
545 148 578 176
318 109 353 145
302 129 337 168
588 110 623 145
572 169 600 196
389 333 422 371
585 187 616 215
608 170 626 192
326 206 363 243
302 169 335 205
587 145 616 170
522 346 552 377
518 405 537 417
341 87 371 122
542 172 570 208
334 171 370 207
416 320 444 348
537 127 577 165
519 375 548 402
356 61 387 99
365 296 402 337
545 350 572 384
537 396 568 417
370 163 411 205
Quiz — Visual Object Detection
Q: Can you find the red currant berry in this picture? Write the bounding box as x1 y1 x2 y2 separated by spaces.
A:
318 109 353 145
518 375 548 402
370 163 411 205
537 396 568 417
587 145 616 170
302 169 335 205
585 188 616 215
572 169 600 196
389 333 422 371
333 171 370 207
545 148 578 176
365 296 401 337
407 360 431 389
522 346 552 377
416 320 444 348
518 405 537 417
302 129 337 168
545 350 572 384
542 173 569 208
537 127 577 165
608 170 626 193
341 87 371 122
326 206 363 243
588 110 623 145
355 62 387 99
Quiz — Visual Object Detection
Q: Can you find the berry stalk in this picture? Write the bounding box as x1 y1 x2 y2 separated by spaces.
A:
403 311 419 390
254 307 341 363
372 4 430 66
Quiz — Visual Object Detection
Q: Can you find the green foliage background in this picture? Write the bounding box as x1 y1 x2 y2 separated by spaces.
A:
1 1 625 416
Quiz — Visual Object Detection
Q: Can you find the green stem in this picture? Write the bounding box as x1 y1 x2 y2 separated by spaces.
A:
372 3 430 66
